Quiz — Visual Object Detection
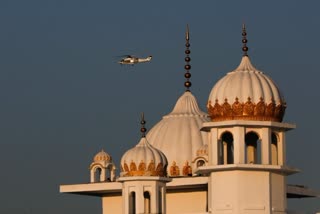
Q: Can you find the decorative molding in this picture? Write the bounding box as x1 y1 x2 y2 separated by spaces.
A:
89 163 104 170
192 157 209 164
207 97 286 122
121 160 167 177
182 161 192 176
170 161 180 176
196 145 208 156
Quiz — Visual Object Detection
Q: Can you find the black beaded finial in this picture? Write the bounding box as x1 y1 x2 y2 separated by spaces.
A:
184 24 192 91
242 24 249 56
140 112 147 137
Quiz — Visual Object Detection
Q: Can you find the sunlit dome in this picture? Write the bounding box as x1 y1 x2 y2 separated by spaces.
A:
120 137 168 177
93 150 112 162
207 56 286 122
207 25 286 122
147 91 209 177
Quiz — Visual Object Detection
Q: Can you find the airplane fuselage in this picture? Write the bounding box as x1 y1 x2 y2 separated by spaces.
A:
118 56 152 65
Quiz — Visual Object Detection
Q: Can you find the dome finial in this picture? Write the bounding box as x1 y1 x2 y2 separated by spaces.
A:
242 23 249 56
186 24 190 41
140 112 147 137
184 24 192 91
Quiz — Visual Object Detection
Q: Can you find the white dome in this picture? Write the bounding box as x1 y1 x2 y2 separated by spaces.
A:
120 137 167 177
207 56 286 122
93 150 112 162
147 91 209 177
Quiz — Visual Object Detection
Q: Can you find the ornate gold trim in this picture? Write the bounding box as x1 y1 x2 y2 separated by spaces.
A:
196 146 208 156
169 161 180 176
207 97 286 122
121 160 167 177
182 161 192 176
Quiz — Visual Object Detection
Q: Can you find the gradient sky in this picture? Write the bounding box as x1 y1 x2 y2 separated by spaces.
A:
0 1 320 214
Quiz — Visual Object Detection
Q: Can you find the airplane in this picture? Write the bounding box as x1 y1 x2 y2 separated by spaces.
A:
118 55 152 65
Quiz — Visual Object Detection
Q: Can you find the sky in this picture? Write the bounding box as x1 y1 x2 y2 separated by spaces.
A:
0 0 319 213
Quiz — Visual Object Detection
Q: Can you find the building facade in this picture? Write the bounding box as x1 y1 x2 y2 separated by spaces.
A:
60 25 317 214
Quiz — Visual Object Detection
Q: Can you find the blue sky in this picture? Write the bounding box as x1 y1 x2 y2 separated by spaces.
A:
0 1 319 213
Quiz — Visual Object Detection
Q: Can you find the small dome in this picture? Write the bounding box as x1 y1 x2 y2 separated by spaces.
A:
120 137 168 177
207 56 286 122
147 91 209 177
93 150 112 162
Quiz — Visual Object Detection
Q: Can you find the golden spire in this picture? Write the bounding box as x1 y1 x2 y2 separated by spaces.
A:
140 112 147 138
242 24 249 56
184 24 191 91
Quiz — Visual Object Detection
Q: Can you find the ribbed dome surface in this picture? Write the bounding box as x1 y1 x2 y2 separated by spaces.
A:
169 91 207 116
207 56 286 122
93 150 112 162
120 137 168 177
147 91 209 177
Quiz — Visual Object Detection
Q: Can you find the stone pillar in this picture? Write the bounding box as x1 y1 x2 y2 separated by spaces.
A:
209 128 218 165
233 127 245 164
261 127 271 164
278 132 286 166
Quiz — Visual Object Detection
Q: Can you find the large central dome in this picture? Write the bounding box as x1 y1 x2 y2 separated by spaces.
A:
147 91 209 177
207 56 286 122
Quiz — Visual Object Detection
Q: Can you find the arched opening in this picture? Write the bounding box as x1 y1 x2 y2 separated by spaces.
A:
271 133 278 165
129 191 136 214
105 166 111 182
197 159 205 167
245 132 261 164
219 132 234 164
144 191 151 214
94 167 102 182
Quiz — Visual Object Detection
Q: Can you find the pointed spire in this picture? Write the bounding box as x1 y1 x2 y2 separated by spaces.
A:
140 112 147 138
186 24 190 41
242 24 249 56
184 24 192 91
